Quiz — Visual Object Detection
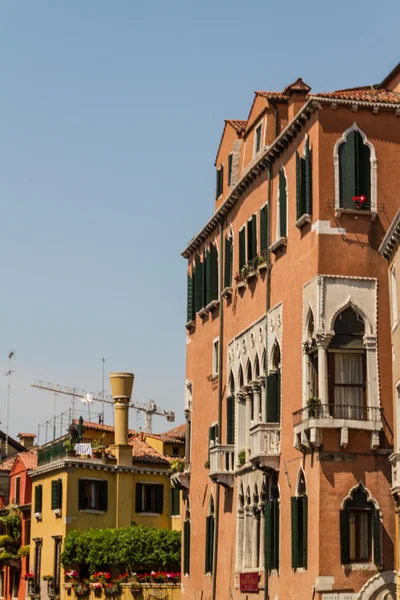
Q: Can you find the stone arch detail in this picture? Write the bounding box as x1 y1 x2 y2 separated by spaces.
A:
329 297 373 335
357 570 395 600
340 481 381 513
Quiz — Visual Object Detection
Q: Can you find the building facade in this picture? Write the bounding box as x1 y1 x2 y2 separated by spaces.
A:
180 64 400 599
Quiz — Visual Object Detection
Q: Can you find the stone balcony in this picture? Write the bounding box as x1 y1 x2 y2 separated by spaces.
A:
390 452 400 496
170 469 190 490
209 444 235 488
249 422 281 470
293 404 383 450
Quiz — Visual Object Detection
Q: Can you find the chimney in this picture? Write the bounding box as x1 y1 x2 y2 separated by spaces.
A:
109 372 134 466
17 433 36 450
285 78 311 122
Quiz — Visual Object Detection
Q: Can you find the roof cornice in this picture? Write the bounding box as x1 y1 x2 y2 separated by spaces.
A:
309 95 400 109
379 208 400 260
182 98 319 258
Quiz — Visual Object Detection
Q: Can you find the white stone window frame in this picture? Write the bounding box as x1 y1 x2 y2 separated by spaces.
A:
390 264 398 332
253 119 264 158
333 122 377 215
212 337 219 377
275 166 288 243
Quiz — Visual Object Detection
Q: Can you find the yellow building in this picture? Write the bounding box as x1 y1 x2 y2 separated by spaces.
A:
28 374 184 599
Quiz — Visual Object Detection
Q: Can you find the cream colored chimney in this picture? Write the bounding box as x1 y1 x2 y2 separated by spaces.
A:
109 372 134 466
17 433 36 450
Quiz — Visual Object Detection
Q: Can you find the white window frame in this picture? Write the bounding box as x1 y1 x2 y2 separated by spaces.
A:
276 167 288 240
253 120 264 157
216 166 223 199
391 265 398 330
212 338 219 377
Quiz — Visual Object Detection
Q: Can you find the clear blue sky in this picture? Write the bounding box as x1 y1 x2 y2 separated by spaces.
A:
0 0 398 439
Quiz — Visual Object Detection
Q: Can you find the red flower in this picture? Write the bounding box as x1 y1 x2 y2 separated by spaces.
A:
359 195 367 204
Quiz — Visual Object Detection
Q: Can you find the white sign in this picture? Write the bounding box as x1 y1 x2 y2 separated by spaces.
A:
322 594 356 600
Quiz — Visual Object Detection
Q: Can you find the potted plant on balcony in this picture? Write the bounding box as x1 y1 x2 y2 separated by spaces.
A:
307 397 321 418
104 582 121 597
170 458 185 474
92 434 106 459
64 570 79 587
204 460 210 469
73 581 90 597
238 449 246 467
64 438 75 457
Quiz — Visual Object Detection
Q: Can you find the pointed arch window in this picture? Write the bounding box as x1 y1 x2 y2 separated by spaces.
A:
340 483 381 565
335 125 377 213
296 137 312 222
267 343 281 423
205 497 215 574
265 472 280 570
291 470 307 570
226 372 235 445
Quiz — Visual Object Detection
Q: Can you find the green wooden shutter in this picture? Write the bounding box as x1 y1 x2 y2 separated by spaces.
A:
305 137 312 215
220 165 224 197
205 516 211 572
302 495 308 569
228 154 233 186
273 498 279 570
260 207 267 253
226 395 235 444
51 480 58 510
266 373 280 423
239 228 246 270
171 488 180 516
209 515 215 573
296 151 301 221
224 238 232 288
183 521 191 574
356 131 371 208
135 483 143 513
247 220 253 262
279 169 287 237
264 500 273 569
78 480 85 511
372 508 381 565
210 244 218 302
187 274 194 322
99 481 108 512
340 509 349 564
291 497 299 569
251 214 257 259
194 255 203 312
58 479 62 509
35 485 43 514
205 249 211 306
155 484 164 514
339 131 357 208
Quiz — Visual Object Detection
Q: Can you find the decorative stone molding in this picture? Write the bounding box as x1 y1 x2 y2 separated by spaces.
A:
356 570 395 599
340 481 381 512
267 303 283 374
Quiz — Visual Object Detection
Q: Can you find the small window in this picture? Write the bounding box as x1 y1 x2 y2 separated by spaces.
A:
51 479 62 510
24 519 31 546
216 165 224 199
338 128 371 210
34 485 43 514
227 153 233 186
213 339 219 376
14 476 20 505
277 168 288 239
254 123 262 156
78 479 108 512
340 484 380 565
391 266 398 329
171 488 180 516
135 483 164 514
172 446 180 457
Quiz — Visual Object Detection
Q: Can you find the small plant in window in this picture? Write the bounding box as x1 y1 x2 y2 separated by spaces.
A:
238 449 246 466
240 264 251 278
64 570 78 582
234 271 244 283
92 434 106 457
24 573 35 580
204 460 210 469
352 195 367 209
73 582 90 597
307 396 321 417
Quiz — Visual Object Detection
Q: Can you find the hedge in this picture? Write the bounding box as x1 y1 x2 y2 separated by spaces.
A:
61 526 181 573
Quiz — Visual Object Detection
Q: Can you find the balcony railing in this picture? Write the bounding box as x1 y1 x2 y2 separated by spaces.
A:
293 404 382 427
249 422 280 469
209 444 235 487
37 437 98 467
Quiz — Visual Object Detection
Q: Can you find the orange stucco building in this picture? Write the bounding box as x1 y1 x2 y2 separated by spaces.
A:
178 63 400 599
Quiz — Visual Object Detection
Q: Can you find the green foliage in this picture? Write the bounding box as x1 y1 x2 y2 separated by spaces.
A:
61 526 181 574
0 535 14 548
0 506 21 541
17 545 30 558
170 459 184 474
238 449 246 466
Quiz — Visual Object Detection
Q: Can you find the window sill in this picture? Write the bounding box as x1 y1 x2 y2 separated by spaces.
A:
295 214 312 229
221 286 233 299
170 515 180 519
206 300 219 312
269 237 287 254
198 307 209 319
342 563 377 571
245 270 257 282
185 320 195 331
258 261 267 272
236 280 246 291
80 509 105 515
138 512 162 516
335 208 377 220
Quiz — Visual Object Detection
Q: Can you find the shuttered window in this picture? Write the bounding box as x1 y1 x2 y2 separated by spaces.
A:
296 138 312 221
247 215 257 261
265 498 279 570
204 249 211 306
226 395 235 444
340 485 380 565
209 243 218 302
291 495 308 569
187 273 194 323
216 166 224 199
171 488 180 516
14 476 20 505
339 130 371 209
34 485 43 514
279 169 287 238
78 479 107 511
51 479 62 510
239 228 246 270
205 515 215 573
194 255 203 313
224 237 233 288
183 520 191 575
227 154 233 186
266 372 280 423
260 205 268 253
135 483 164 514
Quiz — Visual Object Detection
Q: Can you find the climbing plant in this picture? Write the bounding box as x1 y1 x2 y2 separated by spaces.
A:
0 506 21 541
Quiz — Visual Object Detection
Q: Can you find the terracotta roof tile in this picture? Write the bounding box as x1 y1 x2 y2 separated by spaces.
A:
225 119 247 134
314 88 400 104
17 433 36 438
73 420 136 436
128 435 169 465
18 449 38 470
163 424 185 441
255 91 289 101
0 456 17 472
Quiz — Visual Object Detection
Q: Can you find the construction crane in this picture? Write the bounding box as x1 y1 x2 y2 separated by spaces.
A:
31 379 175 433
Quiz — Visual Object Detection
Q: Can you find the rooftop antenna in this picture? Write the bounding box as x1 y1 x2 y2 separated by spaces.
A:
101 358 107 425
53 392 59 440
5 351 14 457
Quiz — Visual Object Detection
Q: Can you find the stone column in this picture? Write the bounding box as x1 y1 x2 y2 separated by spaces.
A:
244 386 252 461
236 507 245 572
244 506 252 568
251 508 260 568
259 376 266 422
315 332 333 410
252 383 261 423
259 503 265 569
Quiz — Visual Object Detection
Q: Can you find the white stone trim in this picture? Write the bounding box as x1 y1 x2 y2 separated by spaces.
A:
333 122 377 214
356 570 395 600
311 219 346 235
340 480 381 512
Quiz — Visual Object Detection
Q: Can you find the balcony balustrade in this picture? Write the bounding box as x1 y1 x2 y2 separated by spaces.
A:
293 403 383 450
209 444 235 488
249 422 281 469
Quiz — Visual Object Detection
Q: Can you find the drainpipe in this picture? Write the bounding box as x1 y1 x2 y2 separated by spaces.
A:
263 161 272 600
211 218 225 600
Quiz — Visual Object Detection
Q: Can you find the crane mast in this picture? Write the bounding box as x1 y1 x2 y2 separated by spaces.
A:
31 379 175 433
